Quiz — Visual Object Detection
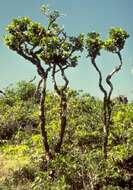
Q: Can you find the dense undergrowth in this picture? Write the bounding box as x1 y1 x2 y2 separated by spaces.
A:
0 81 133 190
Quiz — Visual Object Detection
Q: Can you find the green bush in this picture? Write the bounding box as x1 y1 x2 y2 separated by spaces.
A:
0 81 133 189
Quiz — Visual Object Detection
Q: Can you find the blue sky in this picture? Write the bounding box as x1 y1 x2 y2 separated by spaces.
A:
0 0 133 101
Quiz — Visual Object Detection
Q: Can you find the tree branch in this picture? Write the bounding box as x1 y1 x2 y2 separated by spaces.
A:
34 78 43 100
106 51 123 101
52 64 61 95
29 76 36 83
47 15 57 30
55 64 69 73
91 58 107 98
17 46 46 78
58 64 69 91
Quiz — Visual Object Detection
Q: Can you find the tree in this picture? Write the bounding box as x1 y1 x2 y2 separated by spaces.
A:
5 5 84 158
4 6 63 159
50 34 84 153
85 28 129 159
40 6 84 153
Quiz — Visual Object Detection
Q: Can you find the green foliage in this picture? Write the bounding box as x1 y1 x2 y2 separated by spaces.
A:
86 32 103 59
5 16 45 49
85 28 129 59
5 6 84 69
0 81 38 140
39 31 84 66
2 4 131 189
1 81 133 189
104 28 129 53
15 81 36 101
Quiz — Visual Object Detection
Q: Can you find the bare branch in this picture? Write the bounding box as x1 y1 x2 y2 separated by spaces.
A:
35 78 43 95
17 47 46 78
52 64 61 95
91 58 107 99
35 65 51 100
106 51 123 100
58 64 69 91
55 64 69 74
29 76 36 83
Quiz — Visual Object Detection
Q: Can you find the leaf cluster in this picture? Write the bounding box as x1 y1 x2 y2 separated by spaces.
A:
104 28 129 53
5 12 84 68
85 28 129 59
86 32 103 59
5 17 45 49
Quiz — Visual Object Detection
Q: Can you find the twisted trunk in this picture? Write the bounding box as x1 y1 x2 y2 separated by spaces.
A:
39 77 51 160
91 58 108 159
103 51 123 159
102 98 108 159
55 92 67 153
52 64 68 153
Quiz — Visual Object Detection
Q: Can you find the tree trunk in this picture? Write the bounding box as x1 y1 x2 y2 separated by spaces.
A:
55 92 67 153
103 98 112 159
103 121 109 159
39 78 51 160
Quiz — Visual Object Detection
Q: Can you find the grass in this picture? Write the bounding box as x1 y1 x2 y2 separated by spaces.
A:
0 154 30 182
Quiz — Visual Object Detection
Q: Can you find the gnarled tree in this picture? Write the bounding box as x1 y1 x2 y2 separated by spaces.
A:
4 6 64 159
85 28 129 159
39 6 84 154
5 5 84 158
38 14 84 153
50 34 84 153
